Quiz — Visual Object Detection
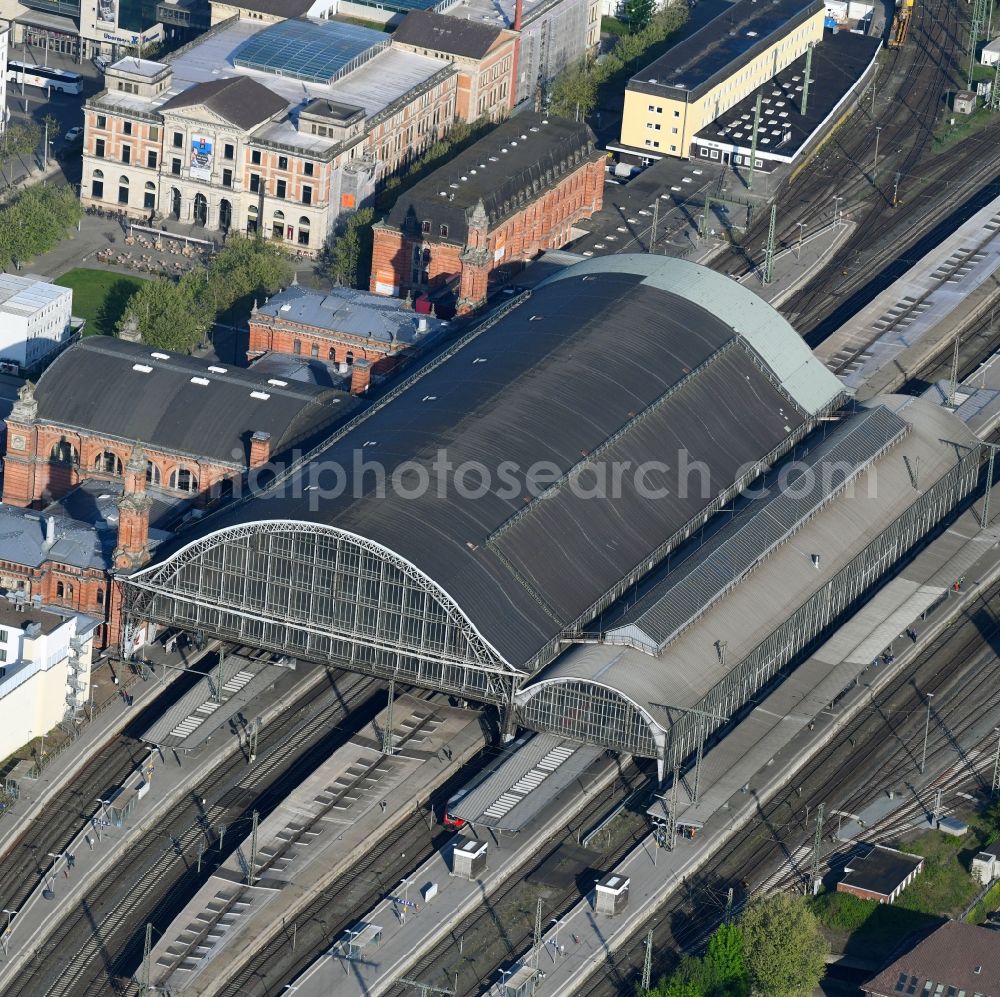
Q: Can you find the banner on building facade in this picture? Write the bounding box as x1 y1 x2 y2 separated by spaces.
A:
190 134 214 181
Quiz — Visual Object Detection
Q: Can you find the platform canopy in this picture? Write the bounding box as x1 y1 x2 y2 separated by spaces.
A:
119 256 844 703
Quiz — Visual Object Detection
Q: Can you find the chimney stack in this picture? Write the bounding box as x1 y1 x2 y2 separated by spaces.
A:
514 0 523 31
250 431 271 468
351 358 373 395
42 516 56 552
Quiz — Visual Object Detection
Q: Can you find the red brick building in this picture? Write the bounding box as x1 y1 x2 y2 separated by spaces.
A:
370 113 604 313
2 337 354 510
247 284 448 392
390 10 519 122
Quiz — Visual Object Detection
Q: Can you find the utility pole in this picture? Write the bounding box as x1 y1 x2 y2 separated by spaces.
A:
970 0 989 89
801 43 813 116
892 171 901 207
247 809 259 886
809 803 825 895
873 125 883 183
532 897 543 977
666 755 680 850
138 922 153 997
641 929 654 992
796 221 806 259
700 195 712 240
248 717 259 764
920 692 934 774
763 204 777 285
832 194 843 227
215 647 225 704
747 94 762 190
949 335 961 408
693 713 707 803
383 674 396 756
982 443 1000 528
724 886 734 924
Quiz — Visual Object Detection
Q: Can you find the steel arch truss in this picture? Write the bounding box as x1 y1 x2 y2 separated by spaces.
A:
119 520 519 703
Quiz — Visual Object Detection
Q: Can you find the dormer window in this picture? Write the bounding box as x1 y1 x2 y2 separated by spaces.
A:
440 224 448 238
421 219 431 234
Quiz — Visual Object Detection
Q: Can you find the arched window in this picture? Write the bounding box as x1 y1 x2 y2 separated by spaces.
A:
297 216 310 247
144 181 155 191
96 588 105 606
146 461 161 486
170 467 198 493
246 203 258 235
93 168 104 178
94 450 122 475
56 581 64 598
119 175 129 185
50 438 77 464
271 209 284 240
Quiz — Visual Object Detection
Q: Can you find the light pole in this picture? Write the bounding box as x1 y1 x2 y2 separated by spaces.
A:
832 195 843 228
796 222 806 259
873 126 883 183
1 909 15 957
920 692 934 774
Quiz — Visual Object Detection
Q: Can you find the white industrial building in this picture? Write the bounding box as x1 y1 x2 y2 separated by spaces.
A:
982 37 1000 67
0 274 74 369
0 601 99 762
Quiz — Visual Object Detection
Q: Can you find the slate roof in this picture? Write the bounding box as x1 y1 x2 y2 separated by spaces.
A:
392 10 507 59
32 338 355 467
254 285 447 346
841 845 924 899
384 113 600 243
166 256 845 671
158 76 287 130
864 921 1000 997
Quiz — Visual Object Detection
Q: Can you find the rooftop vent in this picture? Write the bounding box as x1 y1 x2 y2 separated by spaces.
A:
207 365 227 374
267 378 288 387
132 363 153 373
150 351 170 360
746 29 758 36
190 376 210 386
280 304 292 312
250 391 271 400
501 147 509 153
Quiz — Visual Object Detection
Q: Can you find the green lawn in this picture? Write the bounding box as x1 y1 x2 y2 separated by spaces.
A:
54 268 147 337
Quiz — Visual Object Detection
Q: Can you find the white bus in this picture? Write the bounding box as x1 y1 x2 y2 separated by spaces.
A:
5 61 82 95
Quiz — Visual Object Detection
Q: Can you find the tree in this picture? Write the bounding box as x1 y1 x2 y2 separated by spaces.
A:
548 60 598 120
623 0 655 31
0 183 82 268
323 207 374 288
1 122 41 186
207 234 293 317
739 894 828 997
116 273 212 352
703 923 749 997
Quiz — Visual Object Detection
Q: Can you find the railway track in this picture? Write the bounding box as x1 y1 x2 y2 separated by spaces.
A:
3 668 383 997
569 575 1000 995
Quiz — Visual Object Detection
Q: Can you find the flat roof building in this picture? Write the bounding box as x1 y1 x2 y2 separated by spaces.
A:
838 845 924 904
619 0 825 159
0 273 74 370
81 16 460 246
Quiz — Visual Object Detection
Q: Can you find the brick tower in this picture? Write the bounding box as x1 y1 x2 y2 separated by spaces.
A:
114 442 152 572
457 200 492 315
2 381 39 506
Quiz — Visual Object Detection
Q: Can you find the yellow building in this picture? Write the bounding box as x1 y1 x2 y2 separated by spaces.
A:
618 0 825 160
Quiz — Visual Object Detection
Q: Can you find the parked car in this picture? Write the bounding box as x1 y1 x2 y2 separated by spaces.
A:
64 126 83 143
92 55 110 72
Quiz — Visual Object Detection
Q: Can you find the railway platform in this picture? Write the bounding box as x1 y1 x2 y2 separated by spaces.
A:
146 694 487 996
816 193 1000 399
474 489 1000 996
284 737 622 996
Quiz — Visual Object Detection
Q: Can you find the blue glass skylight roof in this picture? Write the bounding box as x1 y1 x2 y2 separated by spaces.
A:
232 18 387 85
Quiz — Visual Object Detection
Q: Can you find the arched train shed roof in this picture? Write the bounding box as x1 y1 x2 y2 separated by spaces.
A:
131 256 845 672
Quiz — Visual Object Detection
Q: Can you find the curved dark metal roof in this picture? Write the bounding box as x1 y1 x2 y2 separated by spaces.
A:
152 257 844 669
34 338 354 466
